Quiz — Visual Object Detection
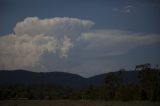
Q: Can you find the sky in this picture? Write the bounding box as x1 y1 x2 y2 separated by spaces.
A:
0 0 160 77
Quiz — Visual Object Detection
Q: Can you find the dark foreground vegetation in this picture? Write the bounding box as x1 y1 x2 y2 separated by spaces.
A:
0 63 160 102
0 100 160 106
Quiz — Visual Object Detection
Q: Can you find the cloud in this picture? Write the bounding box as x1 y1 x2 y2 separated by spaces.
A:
79 29 160 56
123 5 134 13
59 36 73 58
14 17 94 39
0 16 160 75
0 17 94 70
0 34 57 69
112 5 134 14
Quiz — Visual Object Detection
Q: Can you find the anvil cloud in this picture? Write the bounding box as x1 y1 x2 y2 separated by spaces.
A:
0 17 160 74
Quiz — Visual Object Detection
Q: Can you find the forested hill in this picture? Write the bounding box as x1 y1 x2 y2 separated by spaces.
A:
0 70 139 88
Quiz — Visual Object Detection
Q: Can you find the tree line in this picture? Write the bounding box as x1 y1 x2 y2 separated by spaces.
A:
0 63 160 101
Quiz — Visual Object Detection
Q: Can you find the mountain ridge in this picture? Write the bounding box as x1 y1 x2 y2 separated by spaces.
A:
0 69 139 88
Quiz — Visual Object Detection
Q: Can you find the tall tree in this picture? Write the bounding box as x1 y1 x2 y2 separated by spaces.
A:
137 64 159 101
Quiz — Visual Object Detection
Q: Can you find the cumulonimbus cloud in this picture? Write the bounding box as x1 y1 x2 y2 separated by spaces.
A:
0 17 94 69
0 17 160 72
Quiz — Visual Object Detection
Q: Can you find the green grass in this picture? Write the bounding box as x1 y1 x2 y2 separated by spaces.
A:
0 100 159 106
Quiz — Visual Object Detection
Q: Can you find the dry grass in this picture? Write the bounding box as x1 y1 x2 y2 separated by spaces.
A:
0 100 159 106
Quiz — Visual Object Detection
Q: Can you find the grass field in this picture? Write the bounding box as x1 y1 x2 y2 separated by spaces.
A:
0 100 160 106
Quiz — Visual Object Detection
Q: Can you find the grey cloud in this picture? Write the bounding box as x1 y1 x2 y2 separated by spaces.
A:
112 5 134 14
79 29 160 56
123 5 134 13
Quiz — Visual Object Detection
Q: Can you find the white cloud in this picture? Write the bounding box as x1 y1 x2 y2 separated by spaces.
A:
59 36 73 58
0 17 94 70
14 17 94 39
79 29 160 56
0 34 58 69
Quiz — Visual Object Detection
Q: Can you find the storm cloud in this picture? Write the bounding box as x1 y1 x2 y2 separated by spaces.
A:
0 17 94 69
0 17 160 76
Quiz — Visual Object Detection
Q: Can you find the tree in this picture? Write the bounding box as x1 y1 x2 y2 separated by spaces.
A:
115 84 139 101
104 73 122 100
137 64 159 101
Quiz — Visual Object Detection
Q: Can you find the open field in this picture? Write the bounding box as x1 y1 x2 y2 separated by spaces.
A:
0 100 160 106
